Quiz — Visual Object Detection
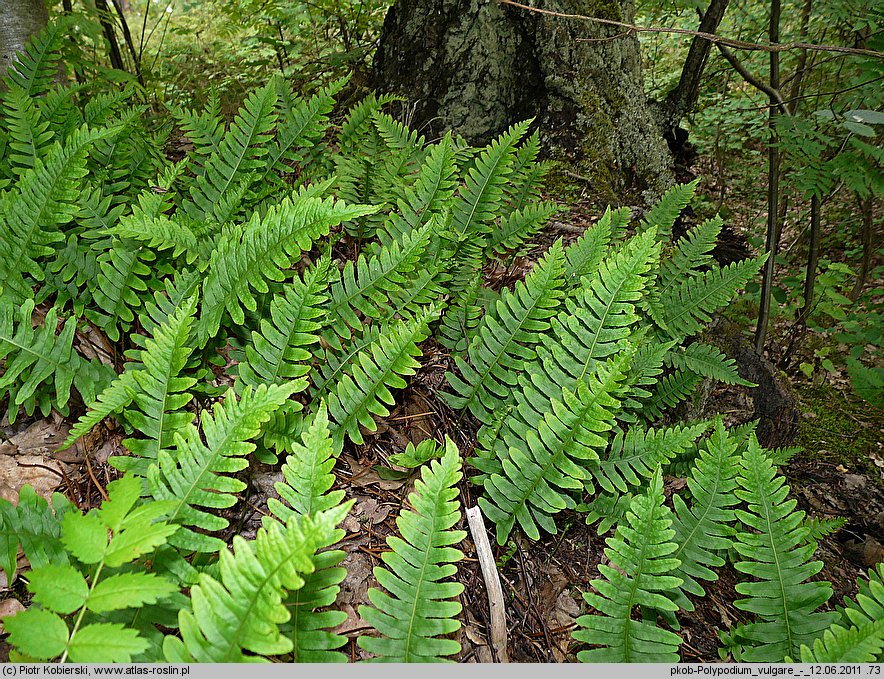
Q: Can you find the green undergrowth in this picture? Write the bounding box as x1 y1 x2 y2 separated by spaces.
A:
796 384 883 482
0 19 882 665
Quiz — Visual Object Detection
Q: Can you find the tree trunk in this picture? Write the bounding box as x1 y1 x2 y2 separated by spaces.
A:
0 0 49 85
372 0 674 200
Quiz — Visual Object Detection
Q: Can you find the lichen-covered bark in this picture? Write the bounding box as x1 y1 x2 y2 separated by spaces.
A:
0 0 49 85
373 0 674 198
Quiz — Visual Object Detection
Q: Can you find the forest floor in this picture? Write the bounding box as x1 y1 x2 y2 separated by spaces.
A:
0 161 881 664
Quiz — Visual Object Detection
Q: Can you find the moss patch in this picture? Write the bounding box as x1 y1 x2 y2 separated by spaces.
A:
795 383 884 484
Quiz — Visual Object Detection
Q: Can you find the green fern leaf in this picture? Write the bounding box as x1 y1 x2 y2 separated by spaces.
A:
166 504 349 662
61 371 139 450
593 422 708 495
437 270 484 353
668 419 741 611
324 305 441 448
0 124 117 301
486 202 558 258
184 78 278 223
665 342 755 387
657 215 722 298
111 295 198 476
323 223 431 348
642 369 702 421
479 351 631 543
639 179 698 241
2 16 73 96
269 404 346 520
572 469 683 662
0 485 73 582
198 193 375 342
797 621 884 663
660 254 767 340
840 563 884 635
148 383 299 553
450 120 530 239
444 240 565 424
85 241 156 343
0 300 111 423
730 435 837 661
2 84 54 174
563 207 631 285
379 133 458 247
266 404 349 662
358 439 465 661
232 259 330 392
258 78 343 188
537 228 660 390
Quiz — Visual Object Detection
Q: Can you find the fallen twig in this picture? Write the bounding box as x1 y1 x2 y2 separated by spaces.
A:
466 505 509 663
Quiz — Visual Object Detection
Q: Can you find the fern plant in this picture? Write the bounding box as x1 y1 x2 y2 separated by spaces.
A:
358 439 466 661
727 436 837 661
572 469 683 662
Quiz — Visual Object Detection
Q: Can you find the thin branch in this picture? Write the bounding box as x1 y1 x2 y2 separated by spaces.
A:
716 43 791 115
497 0 884 59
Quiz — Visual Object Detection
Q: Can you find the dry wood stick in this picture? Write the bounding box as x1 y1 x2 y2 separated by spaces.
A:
466 505 509 663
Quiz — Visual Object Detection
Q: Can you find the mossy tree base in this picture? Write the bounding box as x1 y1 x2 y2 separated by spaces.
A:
372 0 675 200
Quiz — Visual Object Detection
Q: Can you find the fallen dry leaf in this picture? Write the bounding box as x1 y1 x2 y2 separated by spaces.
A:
0 453 71 505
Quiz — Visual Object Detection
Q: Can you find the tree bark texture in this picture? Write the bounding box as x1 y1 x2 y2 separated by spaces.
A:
0 0 49 84
372 0 675 199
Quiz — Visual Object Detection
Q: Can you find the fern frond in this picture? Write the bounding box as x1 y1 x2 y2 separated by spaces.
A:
0 124 117 301
2 16 74 96
504 131 549 212
323 223 431 348
265 404 349 662
171 94 224 162
485 202 558 258
668 419 741 611
563 207 631 285
258 78 343 187
358 439 465 662
657 215 722 298
197 193 375 342
639 179 698 241
642 369 702 421
0 485 73 583
0 300 111 423
324 305 441 448
111 295 198 476
665 342 754 386
479 351 631 543
338 93 401 153
232 260 330 393
796 621 884 663
593 423 708 495
437 271 484 353
572 469 683 662
165 504 349 661
85 241 156 343
536 228 660 391
449 120 530 238
61 371 139 450
379 133 457 247
840 563 884 633
185 78 279 223
444 240 566 424
148 383 299 554
2 84 54 174
730 436 837 662
660 254 766 340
